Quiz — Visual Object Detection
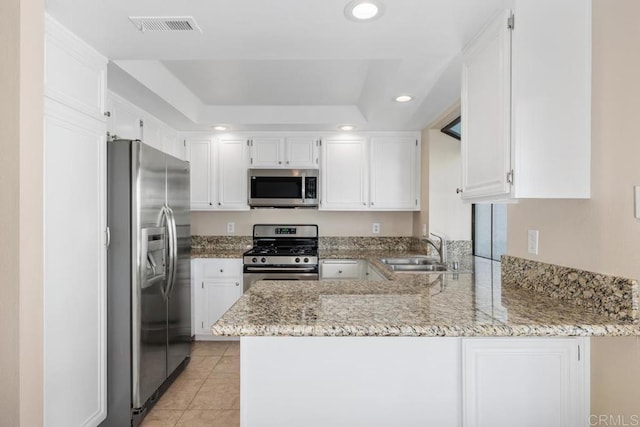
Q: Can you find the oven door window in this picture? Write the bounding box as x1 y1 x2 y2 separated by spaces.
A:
251 177 302 199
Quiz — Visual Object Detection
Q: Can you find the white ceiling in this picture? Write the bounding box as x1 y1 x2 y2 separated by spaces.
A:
45 0 511 131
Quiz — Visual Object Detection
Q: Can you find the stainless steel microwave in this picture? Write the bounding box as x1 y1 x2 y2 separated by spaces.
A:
248 169 319 208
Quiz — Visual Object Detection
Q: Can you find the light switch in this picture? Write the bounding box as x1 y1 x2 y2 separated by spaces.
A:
527 230 539 255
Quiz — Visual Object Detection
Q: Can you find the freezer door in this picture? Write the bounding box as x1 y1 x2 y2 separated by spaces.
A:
166 155 191 376
132 143 169 409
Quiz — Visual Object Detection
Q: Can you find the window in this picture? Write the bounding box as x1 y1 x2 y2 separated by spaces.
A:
472 204 506 261
441 116 461 140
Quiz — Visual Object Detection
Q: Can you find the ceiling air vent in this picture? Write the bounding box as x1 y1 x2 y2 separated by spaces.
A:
129 16 202 33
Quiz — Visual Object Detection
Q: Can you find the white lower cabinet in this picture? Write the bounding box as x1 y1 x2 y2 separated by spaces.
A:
462 337 589 427
240 336 589 427
241 337 461 427
192 259 243 338
319 259 386 281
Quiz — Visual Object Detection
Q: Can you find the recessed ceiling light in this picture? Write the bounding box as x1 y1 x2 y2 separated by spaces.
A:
395 95 414 103
212 125 227 131
344 1 384 22
338 125 355 131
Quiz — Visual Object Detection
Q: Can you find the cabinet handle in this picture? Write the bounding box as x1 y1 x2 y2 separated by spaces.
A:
278 161 282 164
338 270 343 274
103 111 111 117
286 161 290 164
218 202 221 206
362 202 366 206
220 269 224 273
371 202 374 206
456 188 463 194
235 282 240 286
209 202 213 206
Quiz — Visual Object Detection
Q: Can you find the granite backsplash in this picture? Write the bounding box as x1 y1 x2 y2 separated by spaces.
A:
191 235 472 258
502 255 639 322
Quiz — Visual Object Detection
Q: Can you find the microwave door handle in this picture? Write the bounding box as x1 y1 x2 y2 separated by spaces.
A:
301 174 306 202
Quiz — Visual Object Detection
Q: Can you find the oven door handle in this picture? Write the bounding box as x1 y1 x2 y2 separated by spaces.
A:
244 266 318 273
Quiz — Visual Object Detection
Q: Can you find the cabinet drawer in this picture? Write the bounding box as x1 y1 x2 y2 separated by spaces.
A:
200 258 242 279
320 260 361 279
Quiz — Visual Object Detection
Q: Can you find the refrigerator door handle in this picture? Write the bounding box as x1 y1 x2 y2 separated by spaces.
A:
163 205 178 298
159 205 174 299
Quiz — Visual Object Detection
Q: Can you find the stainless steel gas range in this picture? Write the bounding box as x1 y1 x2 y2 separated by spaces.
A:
243 224 319 291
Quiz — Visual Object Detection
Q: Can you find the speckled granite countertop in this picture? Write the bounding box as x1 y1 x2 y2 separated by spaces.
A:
210 254 640 337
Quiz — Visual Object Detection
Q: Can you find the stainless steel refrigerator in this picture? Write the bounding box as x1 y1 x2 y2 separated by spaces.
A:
102 140 191 427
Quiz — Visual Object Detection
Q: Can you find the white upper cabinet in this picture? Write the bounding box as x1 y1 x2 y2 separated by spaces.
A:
186 138 214 210
106 93 142 141
320 134 421 211
461 10 512 201
461 0 591 201
369 136 420 210
249 136 319 168
186 136 249 211
187 132 420 211
141 115 164 153
217 137 249 210
44 16 106 121
250 137 283 167
163 128 185 161
320 137 368 210
285 137 319 168
106 92 185 160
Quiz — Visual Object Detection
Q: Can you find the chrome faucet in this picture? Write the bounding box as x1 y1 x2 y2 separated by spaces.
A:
423 232 445 264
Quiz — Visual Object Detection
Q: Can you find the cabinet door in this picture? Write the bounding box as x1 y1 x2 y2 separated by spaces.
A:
187 139 214 210
286 137 319 168
250 137 284 168
202 258 242 279
365 264 386 281
510 0 591 198
320 260 361 279
45 15 106 121
369 137 419 210
44 100 107 427
141 116 164 153
192 259 243 337
320 137 368 210
163 128 184 161
217 138 249 209
107 95 142 141
461 10 512 201
462 338 588 427
200 280 242 335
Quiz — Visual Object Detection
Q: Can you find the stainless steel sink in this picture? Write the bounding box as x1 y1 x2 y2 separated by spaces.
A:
388 264 448 272
380 256 440 265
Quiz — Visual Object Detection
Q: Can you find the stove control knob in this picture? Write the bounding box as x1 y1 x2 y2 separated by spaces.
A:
252 257 257 263
295 257 301 263
303 257 309 263
261 257 266 263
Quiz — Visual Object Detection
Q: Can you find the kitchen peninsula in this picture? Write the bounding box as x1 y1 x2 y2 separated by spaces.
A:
210 252 638 427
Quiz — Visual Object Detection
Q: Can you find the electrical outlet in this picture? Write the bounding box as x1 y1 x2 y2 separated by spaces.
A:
227 222 235 234
372 223 380 234
527 230 539 255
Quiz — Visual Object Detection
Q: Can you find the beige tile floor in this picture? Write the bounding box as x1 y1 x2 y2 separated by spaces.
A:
141 341 240 427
